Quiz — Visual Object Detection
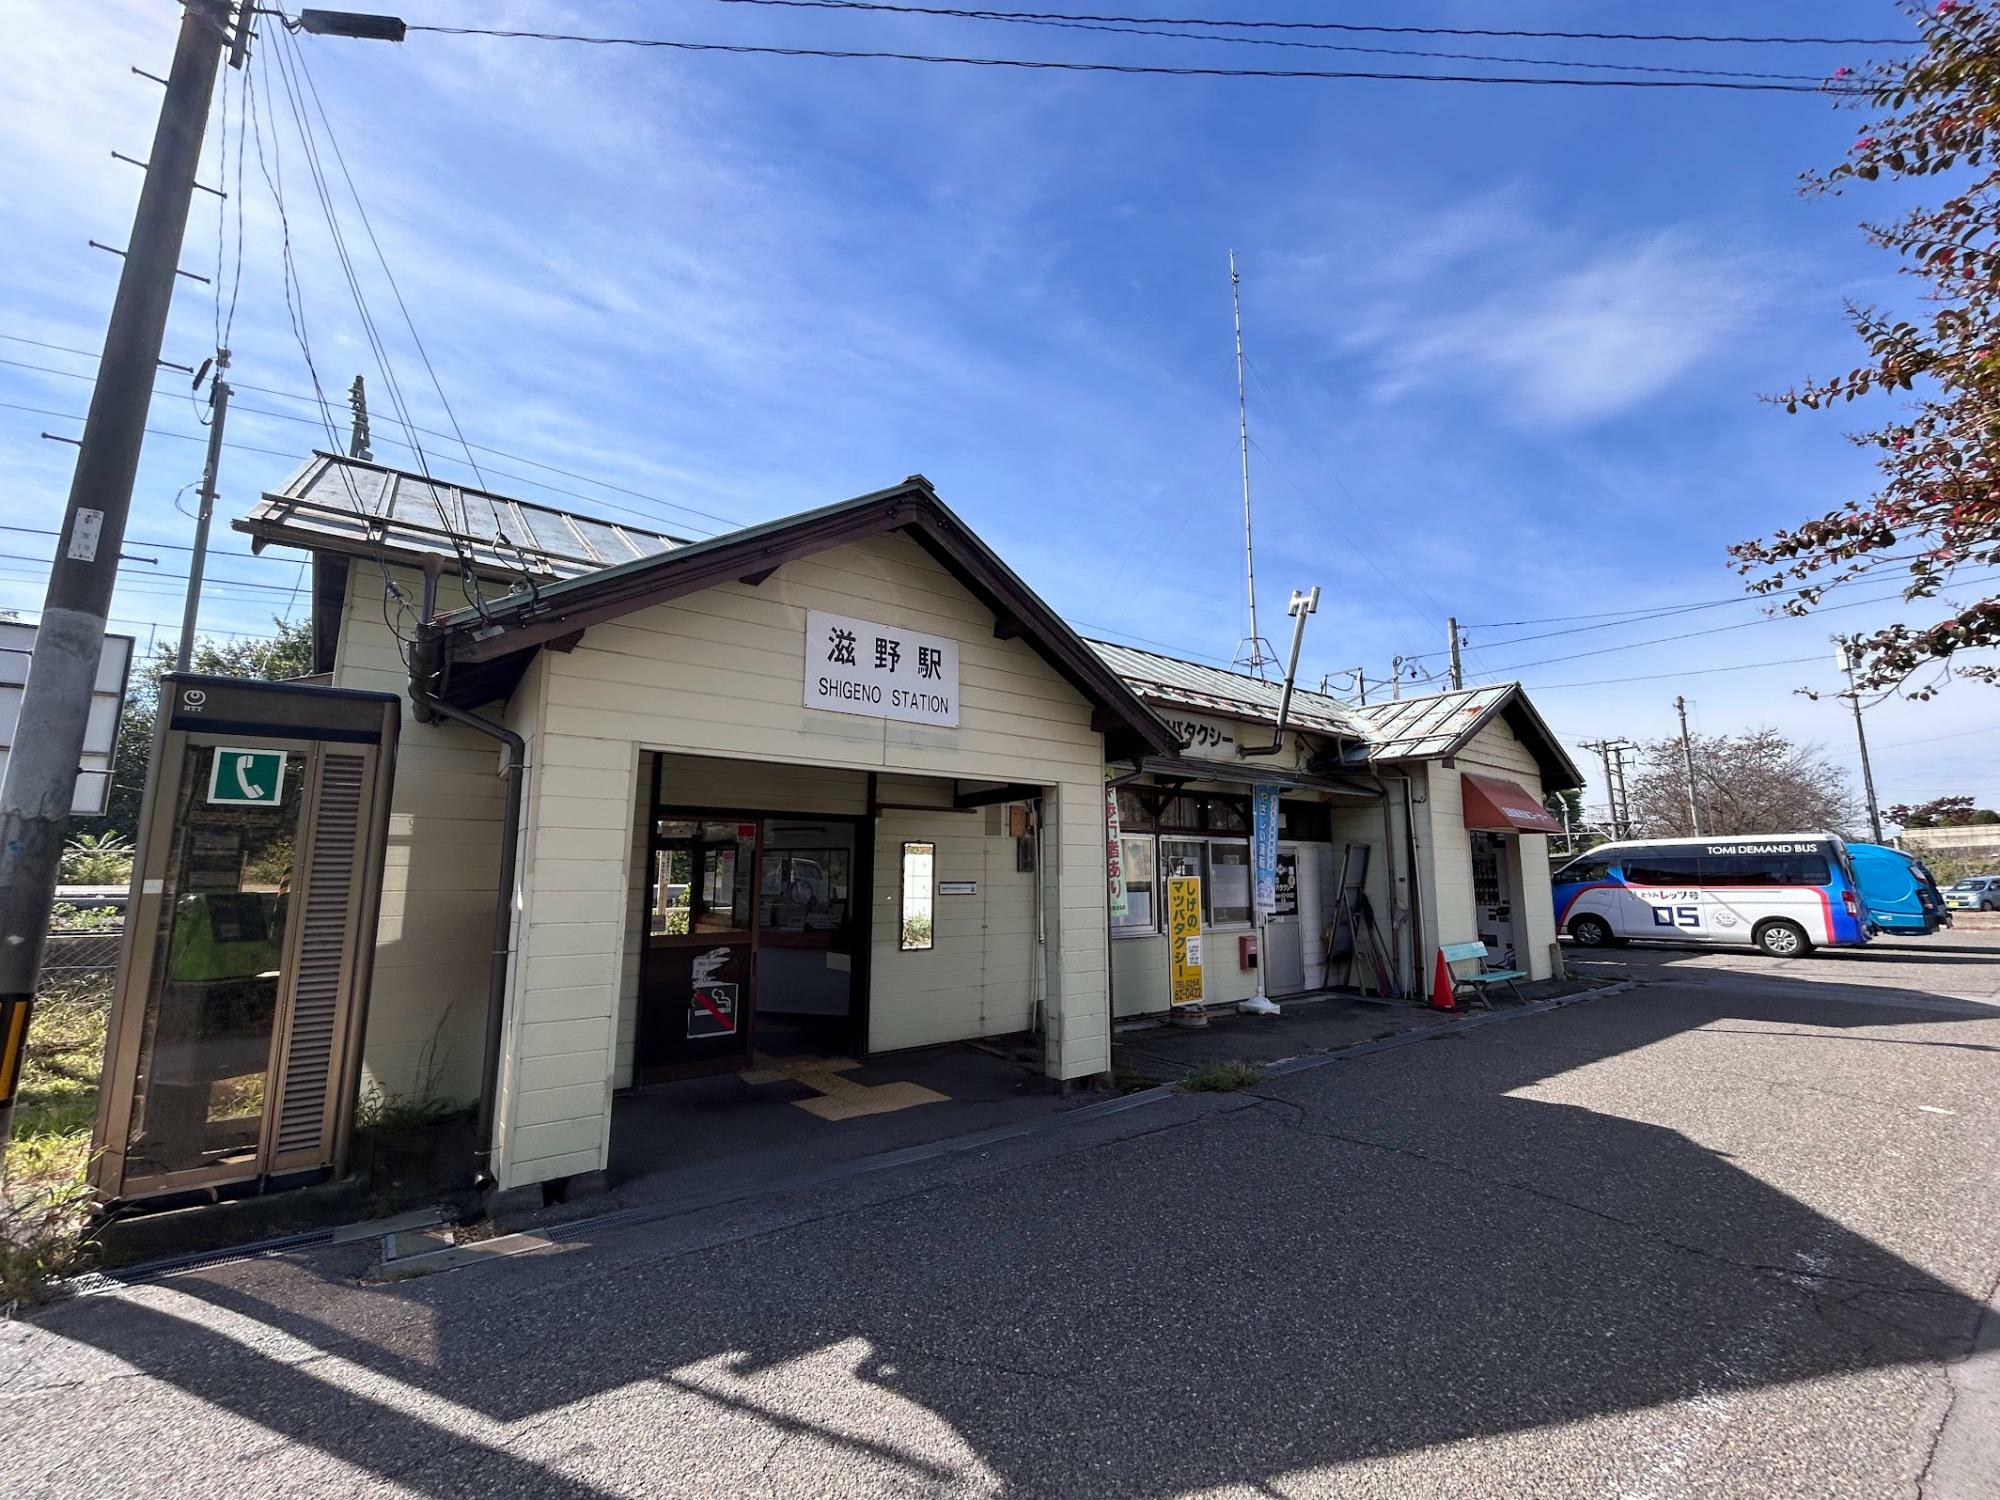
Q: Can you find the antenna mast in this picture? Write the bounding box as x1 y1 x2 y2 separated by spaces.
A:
1230 250 1273 676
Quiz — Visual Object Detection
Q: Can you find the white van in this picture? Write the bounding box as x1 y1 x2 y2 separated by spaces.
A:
1552 834 1870 957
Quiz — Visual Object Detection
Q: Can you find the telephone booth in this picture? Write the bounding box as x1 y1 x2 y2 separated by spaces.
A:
90 675 399 1203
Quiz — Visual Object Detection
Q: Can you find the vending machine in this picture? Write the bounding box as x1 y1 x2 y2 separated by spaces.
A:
91 674 399 1203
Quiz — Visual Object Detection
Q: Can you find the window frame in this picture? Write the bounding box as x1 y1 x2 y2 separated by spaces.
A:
899 839 936 952
1110 831 1161 937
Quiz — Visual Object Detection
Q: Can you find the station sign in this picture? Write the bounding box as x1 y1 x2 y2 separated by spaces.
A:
804 609 959 728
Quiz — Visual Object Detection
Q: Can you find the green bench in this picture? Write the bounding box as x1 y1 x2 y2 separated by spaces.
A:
1441 940 1528 1010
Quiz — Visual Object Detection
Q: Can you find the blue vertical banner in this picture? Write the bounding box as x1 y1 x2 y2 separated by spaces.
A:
1252 783 1280 922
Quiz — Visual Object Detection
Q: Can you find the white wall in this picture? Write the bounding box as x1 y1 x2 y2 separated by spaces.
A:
869 804 1037 1052
493 530 1109 1190
334 563 505 1109
1402 712 1558 983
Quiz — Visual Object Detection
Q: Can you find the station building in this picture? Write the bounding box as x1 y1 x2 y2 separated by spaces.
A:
218 453 1580 1202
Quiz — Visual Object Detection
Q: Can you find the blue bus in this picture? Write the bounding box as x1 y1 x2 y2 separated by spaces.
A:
1553 834 1870 958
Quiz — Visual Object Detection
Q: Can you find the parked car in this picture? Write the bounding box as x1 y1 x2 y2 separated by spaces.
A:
1846 843 1950 935
1944 875 2000 911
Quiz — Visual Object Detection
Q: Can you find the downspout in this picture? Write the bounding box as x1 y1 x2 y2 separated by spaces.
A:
409 570 526 1190
1383 772 1425 996
1367 770 1406 995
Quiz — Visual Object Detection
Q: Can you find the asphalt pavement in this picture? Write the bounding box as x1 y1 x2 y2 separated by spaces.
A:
3 936 1996 1498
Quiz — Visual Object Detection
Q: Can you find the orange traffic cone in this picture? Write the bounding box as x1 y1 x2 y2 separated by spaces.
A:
1429 947 1458 1011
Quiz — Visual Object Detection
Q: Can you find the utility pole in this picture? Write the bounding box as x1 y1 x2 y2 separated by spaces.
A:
0 0 235 1159
1581 737 1636 840
0 2 405 1164
347 373 372 460
1447 617 1463 691
1227 250 1272 677
1837 639 1884 843
176 351 231 671
1353 666 1366 706
1673 695 1701 836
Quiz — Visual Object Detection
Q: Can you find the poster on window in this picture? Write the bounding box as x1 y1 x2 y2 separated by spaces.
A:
687 981 739 1038
1168 874 1204 1006
1105 773 1128 918
804 609 959 727
1252 783 1281 922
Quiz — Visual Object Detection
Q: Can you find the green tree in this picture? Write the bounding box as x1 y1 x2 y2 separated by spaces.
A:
70 619 314 843
1731 4 2000 693
1887 794 1982 827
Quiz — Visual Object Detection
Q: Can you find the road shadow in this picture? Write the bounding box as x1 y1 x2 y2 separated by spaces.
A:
22 971 2000 1497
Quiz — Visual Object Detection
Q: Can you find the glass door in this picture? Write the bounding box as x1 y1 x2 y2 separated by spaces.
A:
121 742 307 1191
754 820 859 1058
636 817 761 1081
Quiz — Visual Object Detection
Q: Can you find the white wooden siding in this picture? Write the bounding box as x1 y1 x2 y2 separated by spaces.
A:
491 531 1108 1190
335 563 503 1108
1402 714 1558 982
869 805 1036 1052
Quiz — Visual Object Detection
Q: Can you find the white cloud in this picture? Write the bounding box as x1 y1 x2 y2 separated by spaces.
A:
1355 229 1762 426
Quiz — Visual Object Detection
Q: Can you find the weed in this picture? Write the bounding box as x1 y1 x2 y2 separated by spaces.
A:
1180 1059 1264 1092
7 972 112 1195
0 1169 98 1308
59 833 134 887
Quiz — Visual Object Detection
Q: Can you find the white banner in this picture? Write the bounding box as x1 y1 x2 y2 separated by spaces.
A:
804 609 960 728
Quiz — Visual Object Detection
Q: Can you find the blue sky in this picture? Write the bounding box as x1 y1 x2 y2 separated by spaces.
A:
4 0 1993 821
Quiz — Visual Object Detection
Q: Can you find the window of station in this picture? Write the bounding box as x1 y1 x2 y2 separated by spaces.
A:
1111 787 1327 935
900 841 935 951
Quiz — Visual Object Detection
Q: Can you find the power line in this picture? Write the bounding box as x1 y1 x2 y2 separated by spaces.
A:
1464 572 2000 680
706 1 1854 82
0 550 306 596
394 25 1878 92
676 2 1919 48
1434 571 2000 670
0 335 740 535
1525 653 1827 691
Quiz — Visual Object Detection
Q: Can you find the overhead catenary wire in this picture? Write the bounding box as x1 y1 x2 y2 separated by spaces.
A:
678 1 1918 48
391 25 1880 93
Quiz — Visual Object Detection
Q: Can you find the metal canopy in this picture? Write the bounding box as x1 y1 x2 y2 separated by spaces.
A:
236 451 686 583
1086 639 1364 737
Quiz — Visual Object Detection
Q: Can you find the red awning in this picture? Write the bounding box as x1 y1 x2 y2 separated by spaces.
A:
1460 773 1564 834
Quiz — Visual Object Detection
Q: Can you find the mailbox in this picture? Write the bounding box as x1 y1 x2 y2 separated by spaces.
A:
91 675 399 1203
1239 932 1259 970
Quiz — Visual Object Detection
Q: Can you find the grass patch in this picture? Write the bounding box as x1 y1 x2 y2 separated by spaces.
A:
1180 1059 1264 1093
3 971 110 1302
8 971 111 1194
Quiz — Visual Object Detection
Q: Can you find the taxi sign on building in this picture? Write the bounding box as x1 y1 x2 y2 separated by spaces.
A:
1168 874 1204 1006
207 747 287 806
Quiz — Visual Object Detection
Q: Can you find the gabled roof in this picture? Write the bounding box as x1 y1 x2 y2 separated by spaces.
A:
1085 639 1366 739
236 451 685 580
410 474 1181 761
1352 684 1582 790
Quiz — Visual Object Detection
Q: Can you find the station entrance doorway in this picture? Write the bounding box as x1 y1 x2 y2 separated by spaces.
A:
634 806 869 1084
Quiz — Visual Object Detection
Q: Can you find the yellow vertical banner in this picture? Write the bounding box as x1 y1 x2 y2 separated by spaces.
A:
1168 874 1204 1006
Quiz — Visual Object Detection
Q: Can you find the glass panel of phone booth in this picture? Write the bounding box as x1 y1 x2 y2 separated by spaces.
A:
122 745 307 1187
